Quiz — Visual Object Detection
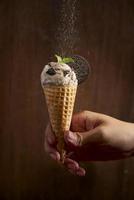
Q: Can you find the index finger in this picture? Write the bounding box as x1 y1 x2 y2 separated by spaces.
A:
71 111 103 132
70 112 87 132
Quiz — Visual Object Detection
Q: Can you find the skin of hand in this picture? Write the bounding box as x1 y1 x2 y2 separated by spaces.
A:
45 111 134 176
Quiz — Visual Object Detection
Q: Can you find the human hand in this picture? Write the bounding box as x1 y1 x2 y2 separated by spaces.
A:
45 111 134 176
45 123 86 176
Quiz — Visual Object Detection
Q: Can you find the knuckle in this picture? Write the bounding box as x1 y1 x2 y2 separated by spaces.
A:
98 126 107 141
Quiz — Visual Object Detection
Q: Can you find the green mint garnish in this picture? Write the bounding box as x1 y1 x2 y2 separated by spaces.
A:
62 57 74 63
55 54 74 64
55 55 62 63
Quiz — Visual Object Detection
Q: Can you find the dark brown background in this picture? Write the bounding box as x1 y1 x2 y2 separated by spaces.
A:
1 0 134 199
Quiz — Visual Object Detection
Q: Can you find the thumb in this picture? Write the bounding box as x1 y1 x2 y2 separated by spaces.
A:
64 127 104 147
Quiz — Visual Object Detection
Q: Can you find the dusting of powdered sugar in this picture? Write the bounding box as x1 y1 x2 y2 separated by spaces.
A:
55 0 79 56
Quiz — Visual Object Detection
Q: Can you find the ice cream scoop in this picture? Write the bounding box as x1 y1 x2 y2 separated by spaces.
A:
41 62 78 86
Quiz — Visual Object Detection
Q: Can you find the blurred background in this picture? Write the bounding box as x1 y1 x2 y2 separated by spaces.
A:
1 0 134 199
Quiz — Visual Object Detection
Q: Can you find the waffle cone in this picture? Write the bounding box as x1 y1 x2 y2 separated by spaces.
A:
43 84 77 162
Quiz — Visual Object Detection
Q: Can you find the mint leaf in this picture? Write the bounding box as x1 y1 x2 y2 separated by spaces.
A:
55 55 74 64
62 57 74 63
55 55 62 63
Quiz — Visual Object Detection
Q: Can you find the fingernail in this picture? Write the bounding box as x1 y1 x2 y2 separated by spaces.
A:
50 153 57 161
66 131 78 144
76 169 86 176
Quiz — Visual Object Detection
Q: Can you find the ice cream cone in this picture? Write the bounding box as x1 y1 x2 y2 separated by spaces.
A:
43 84 77 162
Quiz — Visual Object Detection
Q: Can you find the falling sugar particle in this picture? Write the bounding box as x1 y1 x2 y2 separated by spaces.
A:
55 0 79 56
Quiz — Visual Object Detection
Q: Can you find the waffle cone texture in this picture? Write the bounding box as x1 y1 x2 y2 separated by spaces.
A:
43 84 77 161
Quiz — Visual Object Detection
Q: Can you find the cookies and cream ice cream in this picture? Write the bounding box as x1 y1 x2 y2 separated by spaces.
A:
41 62 78 86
